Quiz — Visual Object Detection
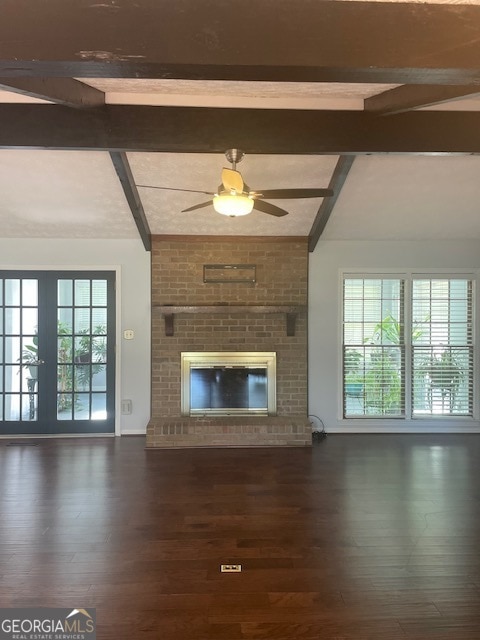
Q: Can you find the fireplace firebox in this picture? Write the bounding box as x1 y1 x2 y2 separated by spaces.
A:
181 352 276 416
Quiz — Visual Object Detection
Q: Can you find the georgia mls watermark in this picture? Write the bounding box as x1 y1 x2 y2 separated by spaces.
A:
0 608 96 640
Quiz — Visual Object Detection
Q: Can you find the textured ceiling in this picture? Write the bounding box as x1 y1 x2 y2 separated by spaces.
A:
128 153 340 236
0 151 137 239
81 80 399 110
323 155 480 240
1 1 480 243
83 79 398 98
2 149 480 241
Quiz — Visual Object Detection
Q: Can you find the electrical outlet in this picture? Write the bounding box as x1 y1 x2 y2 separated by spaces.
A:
220 564 242 573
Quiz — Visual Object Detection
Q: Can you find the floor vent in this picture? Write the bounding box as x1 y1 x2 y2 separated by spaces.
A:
220 564 242 573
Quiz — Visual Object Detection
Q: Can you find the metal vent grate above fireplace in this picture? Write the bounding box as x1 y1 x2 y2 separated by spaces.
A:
181 352 276 416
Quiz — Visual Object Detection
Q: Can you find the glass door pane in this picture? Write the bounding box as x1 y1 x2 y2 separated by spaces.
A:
57 278 108 421
0 278 39 422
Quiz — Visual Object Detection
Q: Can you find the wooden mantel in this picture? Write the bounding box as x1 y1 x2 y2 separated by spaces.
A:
155 305 306 337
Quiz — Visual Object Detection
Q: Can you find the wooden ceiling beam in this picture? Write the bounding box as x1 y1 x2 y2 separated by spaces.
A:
308 156 355 252
365 85 480 115
2 105 480 155
0 78 105 108
2 2 480 85
110 151 151 251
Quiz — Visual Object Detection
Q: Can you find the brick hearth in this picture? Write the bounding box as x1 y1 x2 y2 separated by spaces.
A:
146 236 311 447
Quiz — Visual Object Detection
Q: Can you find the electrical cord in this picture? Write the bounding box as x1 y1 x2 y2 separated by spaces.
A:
308 414 327 442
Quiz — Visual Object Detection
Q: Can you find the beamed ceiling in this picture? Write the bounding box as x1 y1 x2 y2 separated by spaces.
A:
2 0 480 251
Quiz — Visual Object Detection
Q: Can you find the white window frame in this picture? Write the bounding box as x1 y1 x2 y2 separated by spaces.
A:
340 269 478 427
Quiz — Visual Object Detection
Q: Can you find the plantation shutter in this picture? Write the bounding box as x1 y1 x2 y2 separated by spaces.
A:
411 279 473 417
343 278 405 418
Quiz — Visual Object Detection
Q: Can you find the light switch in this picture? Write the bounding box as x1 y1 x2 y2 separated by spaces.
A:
123 329 134 340
121 399 132 414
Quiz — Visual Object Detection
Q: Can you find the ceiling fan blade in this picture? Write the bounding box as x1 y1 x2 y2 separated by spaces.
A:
257 188 334 199
181 200 212 213
253 200 289 217
222 168 244 193
137 185 215 196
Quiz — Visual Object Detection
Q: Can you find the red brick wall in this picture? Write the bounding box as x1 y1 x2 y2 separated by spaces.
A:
147 237 310 447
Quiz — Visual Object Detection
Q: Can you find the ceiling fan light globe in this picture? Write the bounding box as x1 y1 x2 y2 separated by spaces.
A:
213 193 254 217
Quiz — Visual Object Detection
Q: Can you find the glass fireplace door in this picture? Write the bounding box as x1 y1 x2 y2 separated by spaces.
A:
181 352 277 416
190 367 268 413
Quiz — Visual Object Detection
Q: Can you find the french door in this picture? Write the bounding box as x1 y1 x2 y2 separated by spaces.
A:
0 271 115 435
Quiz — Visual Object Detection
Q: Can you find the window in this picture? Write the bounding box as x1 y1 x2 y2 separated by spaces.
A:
412 279 473 417
343 276 474 419
343 278 405 417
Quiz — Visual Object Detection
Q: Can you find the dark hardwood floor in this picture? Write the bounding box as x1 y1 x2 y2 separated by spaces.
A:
1 434 480 639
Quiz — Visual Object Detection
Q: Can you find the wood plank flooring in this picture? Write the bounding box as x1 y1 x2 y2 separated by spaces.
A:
1 434 480 639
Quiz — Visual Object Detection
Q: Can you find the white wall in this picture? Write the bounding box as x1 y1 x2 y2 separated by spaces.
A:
0 238 151 435
308 240 480 433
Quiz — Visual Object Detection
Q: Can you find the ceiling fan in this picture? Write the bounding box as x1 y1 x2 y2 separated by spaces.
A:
136 149 334 218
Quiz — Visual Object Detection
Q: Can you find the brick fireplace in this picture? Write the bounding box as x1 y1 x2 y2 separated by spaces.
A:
146 236 311 447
